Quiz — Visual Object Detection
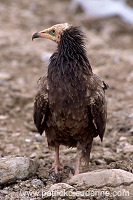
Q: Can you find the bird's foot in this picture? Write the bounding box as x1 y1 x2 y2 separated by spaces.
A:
50 162 63 174
69 168 79 178
64 166 75 178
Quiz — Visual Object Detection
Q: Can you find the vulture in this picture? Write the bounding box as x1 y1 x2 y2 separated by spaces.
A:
32 23 107 176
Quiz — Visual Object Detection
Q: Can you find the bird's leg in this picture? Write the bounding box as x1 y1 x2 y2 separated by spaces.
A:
51 145 63 174
69 155 81 178
69 140 93 177
74 156 81 175
69 154 81 178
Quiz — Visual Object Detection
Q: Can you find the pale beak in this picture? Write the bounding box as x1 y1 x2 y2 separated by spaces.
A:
32 29 51 40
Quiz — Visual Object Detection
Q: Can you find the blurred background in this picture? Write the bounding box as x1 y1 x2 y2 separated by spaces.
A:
0 0 133 197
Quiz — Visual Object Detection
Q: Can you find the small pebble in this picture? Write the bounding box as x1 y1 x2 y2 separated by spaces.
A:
30 152 37 158
113 57 120 63
123 144 133 153
0 115 8 120
35 134 43 142
13 184 19 189
0 72 12 81
31 179 44 188
129 127 133 134
128 113 133 118
0 189 9 195
119 136 127 141
25 138 32 143
95 159 106 165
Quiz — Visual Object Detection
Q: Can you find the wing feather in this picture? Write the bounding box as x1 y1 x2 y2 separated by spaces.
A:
34 75 49 135
88 74 107 141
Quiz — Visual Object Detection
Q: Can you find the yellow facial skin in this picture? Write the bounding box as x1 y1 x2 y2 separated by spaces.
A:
32 23 70 43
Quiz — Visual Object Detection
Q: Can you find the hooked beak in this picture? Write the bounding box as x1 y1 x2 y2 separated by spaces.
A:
32 29 52 41
32 32 39 40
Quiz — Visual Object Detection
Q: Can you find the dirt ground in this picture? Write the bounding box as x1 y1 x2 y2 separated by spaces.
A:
0 0 133 199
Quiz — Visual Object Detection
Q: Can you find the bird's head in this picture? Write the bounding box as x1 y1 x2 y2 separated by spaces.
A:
32 23 70 43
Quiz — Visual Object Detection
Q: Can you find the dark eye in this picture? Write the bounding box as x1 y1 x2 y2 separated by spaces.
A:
49 29 55 36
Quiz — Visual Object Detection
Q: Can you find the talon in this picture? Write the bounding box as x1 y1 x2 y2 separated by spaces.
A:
55 172 62 182
50 162 63 174
64 165 75 178
69 169 79 177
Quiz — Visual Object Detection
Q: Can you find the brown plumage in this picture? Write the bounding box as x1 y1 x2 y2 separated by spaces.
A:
32 23 108 176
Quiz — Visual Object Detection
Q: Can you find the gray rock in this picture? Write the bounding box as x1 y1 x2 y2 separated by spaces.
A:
68 169 133 187
68 169 133 200
0 156 38 185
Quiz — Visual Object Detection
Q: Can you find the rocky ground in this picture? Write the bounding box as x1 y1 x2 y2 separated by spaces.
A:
0 0 133 199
